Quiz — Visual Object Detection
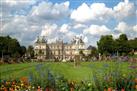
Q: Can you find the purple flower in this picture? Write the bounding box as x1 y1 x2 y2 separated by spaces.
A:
129 65 137 69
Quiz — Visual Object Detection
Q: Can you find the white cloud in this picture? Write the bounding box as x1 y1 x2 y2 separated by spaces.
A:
60 24 70 33
133 25 137 32
1 0 136 47
73 23 87 29
70 0 135 23
1 0 35 17
30 1 70 20
115 21 129 33
124 0 129 4
70 3 92 22
90 3 113 20
71 3 113 23
0 0 72 46
113 0 135 20
40 23 75 43
83 25 111 36
4 0 35 6
65 31 76 40
1 15 41 46
41 24 58 36
114 22 137 39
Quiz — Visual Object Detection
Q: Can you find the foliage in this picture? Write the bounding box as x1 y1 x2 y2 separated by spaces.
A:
128 38 137 51
97 35 115 55
27 45 34 58
90 47 98 57
97 34 137 56
115 34 130 55
0 36 26 59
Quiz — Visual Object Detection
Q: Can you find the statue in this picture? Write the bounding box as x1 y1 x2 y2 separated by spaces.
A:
74 36 81 67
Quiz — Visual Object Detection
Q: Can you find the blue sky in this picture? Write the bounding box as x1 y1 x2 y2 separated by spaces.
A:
1 0 137 47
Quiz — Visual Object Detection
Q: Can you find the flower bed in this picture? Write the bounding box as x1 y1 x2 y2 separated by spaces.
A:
0 62 137 91
0 71 137 91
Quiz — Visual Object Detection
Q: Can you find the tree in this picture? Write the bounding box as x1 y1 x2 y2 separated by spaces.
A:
97 35 115 56
0 36 27 63
119 34 128 41
20 46 26 57
90 48 98 57
97 34 135 56
0 36 25 58
115 34 130 55
27 45 34 58
129 38 137 51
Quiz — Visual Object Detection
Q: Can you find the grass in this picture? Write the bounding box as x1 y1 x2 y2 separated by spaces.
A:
0 61 136 81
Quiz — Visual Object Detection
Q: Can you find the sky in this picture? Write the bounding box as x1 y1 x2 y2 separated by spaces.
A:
0 0 137 47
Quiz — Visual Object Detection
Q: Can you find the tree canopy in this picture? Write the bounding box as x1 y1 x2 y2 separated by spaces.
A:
27 45 34 58
97 34 137 56
0 36 26 58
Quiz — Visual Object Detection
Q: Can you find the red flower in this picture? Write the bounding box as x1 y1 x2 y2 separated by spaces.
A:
20 77 28 84
45 87 49 91
108 87 112 91
12 81 15 85
37 86 41 91
9 87 14 91
135 78 137 83
121 88 125 91
37 88 41 91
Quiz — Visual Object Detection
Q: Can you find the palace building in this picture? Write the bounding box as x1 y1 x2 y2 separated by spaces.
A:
34 36 90 60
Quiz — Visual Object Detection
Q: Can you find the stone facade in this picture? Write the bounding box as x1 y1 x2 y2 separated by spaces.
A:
34 36 86 60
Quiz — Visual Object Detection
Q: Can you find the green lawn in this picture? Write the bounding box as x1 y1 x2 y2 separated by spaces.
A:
0 62 136 81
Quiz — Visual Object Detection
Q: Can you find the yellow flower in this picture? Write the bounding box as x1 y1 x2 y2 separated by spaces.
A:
1 85 4 87
135 85 137 89
21 83 24 87
28 85 31 89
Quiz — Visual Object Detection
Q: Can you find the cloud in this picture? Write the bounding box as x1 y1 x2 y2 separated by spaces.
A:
1 0 136 47
113 0 135 20
83 25 111 36
115 21 129 33
40 23 76 43
30 1 70 21
1 1 71 46
41 24 58 36
1 0 35 17
70 3 92 23
70 0 135 23
71 3 113 23
114 21 137 39
59 24 70 33
73 23 87 29
90 3 113 21
133 25 137 32
1 15 41 46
